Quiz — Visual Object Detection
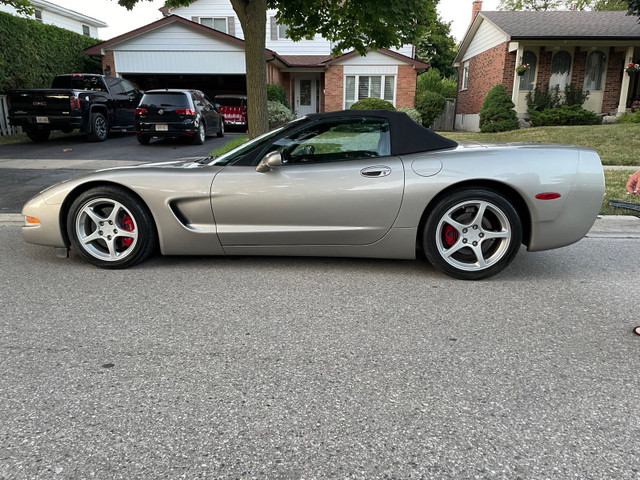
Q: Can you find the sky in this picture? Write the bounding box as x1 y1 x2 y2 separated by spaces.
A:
45 0 502 42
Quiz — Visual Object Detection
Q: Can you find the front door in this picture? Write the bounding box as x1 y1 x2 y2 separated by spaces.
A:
294 74 318 117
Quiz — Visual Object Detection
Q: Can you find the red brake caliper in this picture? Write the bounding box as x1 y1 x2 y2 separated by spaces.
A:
443 224 457 247
122 215 134 247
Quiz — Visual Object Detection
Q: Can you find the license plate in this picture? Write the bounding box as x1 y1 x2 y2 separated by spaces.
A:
155 124 168 131
36 116 49 124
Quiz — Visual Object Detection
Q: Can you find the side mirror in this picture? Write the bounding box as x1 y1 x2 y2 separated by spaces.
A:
256 151 283 173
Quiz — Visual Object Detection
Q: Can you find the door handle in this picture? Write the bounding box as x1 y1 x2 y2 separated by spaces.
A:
361 166 391 177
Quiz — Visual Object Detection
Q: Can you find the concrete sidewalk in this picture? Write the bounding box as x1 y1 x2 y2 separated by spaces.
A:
2 213 639 236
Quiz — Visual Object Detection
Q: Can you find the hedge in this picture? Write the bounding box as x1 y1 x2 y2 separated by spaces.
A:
528 105 601 127
0 11 101 93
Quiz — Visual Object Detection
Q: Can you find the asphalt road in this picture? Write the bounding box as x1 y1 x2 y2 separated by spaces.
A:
1 221 640 479
0 131 241 213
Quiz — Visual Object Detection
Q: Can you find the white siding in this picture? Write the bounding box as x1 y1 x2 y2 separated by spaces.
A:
0 3 101 37
112 23 244 52
115 50 245 74
168 0 241 38
462 21 507 62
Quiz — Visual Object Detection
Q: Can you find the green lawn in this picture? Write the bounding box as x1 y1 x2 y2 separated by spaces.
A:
439 123 640 167
602 169 639 216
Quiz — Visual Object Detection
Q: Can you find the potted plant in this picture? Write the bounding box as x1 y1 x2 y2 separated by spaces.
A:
516 64 530 76
626 63 640 75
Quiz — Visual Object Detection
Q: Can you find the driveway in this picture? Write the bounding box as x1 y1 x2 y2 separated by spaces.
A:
0 132 241 213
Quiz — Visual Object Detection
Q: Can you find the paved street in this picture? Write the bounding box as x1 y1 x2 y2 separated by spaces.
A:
0 132 241 213
1 217 640 479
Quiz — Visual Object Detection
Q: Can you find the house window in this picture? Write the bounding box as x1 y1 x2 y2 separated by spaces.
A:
82 25 90 36
34 9 42 22
344 75 395 109
584 51 606 91
549 51 571 91
462 61 469 90
200 17 228 34
277 23 289 39
519 50 537 91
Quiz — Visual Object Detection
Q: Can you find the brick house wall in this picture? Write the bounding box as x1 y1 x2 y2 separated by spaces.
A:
323 65 344 112
396 65 417 108
571 47 587 86
456 41 510 114
102 50 115 76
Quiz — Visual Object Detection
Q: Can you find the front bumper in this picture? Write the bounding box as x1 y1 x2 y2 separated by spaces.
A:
21 194 67 248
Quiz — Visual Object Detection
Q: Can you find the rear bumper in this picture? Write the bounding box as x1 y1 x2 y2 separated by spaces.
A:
137 121 199 137
9 115 83 130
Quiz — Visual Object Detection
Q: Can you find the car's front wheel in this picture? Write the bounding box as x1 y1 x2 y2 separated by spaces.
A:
67 186 157 269
423 188 522 280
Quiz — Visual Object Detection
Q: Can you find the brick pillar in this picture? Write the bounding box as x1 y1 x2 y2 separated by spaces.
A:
102 50 115 76
396 65 417 108
324 65 344 112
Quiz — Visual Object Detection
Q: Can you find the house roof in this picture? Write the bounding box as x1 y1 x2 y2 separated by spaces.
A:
481 10 640 40
326 48 429 69
277 55 333 67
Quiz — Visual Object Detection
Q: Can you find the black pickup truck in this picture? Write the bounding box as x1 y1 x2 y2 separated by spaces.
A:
8 74 143 142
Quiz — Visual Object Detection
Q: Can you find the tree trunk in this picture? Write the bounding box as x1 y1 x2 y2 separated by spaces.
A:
231 0 269 138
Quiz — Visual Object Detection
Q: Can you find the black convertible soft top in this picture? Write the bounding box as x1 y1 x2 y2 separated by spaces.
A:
305 110 458 155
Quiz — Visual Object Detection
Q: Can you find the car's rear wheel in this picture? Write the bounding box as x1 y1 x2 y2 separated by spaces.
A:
67 186 157 269
423 188 522 280
87 112 108 142
217 121 225 138
137 134 150 145
25 127 51 143
193 122 206 145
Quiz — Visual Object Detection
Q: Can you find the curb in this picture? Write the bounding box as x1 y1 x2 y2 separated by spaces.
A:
2 214 639 235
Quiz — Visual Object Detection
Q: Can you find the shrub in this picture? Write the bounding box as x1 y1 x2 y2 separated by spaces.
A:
479 84 519 133
267 83 288 106
0 11 100 92
564 84 589 107
397 107 422 124
528 105 601 127
416 68 457 99
350 98 395 110
617 111 640 124
526 86 562 112
267 100 293 129
414 90 446 128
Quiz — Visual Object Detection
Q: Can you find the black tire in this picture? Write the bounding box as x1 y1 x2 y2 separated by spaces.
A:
25 127 51 143
217 120 225 138
137 134 150 145
193 122 206 145
67 186 157 269
422 188 522 280
87 112 108 142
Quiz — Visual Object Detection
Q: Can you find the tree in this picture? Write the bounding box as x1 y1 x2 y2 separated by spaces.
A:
114 0 434 138
498 0 563 10
1 0 32 14
414 14 457 78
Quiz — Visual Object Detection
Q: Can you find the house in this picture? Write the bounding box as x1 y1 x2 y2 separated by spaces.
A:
83 0 427 116
0 0 107 37
453 1 640 131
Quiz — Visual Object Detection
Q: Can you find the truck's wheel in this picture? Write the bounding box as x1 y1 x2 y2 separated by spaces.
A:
25 127 51 143
87 113 108 142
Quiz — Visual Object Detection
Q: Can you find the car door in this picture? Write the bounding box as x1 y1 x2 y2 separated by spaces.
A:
201 95 220 132
211 116 404 246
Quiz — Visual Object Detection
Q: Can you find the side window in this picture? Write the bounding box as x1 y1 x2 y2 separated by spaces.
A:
549 51 572 91
584 51 606 91
519 50 537 91
106 77 124 94
462 61 470 90
119 80 137 97
268 118 391 164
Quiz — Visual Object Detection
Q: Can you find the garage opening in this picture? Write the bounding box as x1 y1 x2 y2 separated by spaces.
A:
122 74 246 101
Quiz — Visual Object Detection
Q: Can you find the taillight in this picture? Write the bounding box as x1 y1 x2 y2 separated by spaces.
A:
175 108 195 115
135 107 147 115
70 97 81 110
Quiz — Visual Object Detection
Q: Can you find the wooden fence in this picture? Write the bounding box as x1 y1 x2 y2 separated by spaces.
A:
432 98 456 132
0 95 21 136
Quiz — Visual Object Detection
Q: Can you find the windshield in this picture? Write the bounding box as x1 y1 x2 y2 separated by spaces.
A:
209 127 286 166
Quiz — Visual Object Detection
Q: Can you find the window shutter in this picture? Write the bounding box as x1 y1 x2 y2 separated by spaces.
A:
227 17 235 37
270 16 277 40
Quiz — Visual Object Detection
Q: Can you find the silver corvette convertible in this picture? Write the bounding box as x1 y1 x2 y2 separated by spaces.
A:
22 110 605 280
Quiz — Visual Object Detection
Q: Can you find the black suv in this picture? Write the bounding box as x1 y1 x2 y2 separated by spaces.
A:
135 89 224 145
